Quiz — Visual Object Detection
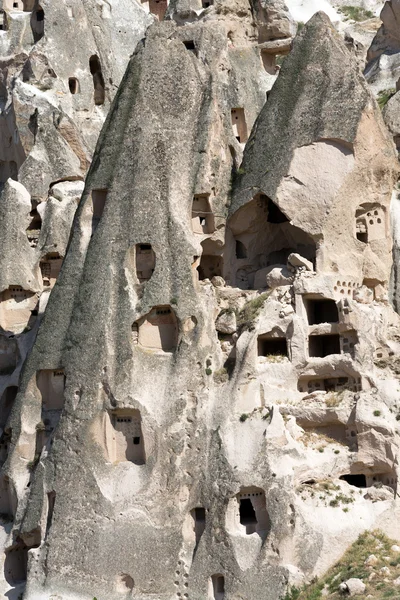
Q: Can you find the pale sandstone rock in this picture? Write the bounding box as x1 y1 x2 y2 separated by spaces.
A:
391 544 400 552
216 310 237 334
365 554 378 566
339 578 366 595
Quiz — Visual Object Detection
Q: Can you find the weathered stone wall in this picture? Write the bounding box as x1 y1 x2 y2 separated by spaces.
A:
2 3 400 600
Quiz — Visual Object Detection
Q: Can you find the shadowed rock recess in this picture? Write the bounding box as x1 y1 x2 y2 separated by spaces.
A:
2 2 400 600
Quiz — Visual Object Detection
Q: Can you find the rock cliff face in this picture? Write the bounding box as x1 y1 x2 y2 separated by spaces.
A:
2 1 400 600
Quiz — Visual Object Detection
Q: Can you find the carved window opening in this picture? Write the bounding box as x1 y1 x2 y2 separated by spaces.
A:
305 298 339 325
231 108 248 144
210 574 225 600
37 369 65 411
26 200 42 248
192 195 214 235
235 240 247 259
68 77 79 94
148 0 168 19
112 410 145 465
134 305 178 353
89 55 105 106
135 243 156 283
183 40 195 51
355 204 386 243
31 6 44 42
91 188 107 231
191 507 206 544
40 252 62 289
308 334 340 358
0 10 7 30
258 334 287 358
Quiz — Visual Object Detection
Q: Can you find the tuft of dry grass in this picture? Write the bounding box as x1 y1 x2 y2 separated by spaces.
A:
284 530 400 599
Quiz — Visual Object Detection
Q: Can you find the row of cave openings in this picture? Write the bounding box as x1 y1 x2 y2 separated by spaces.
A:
0 252 62 335
0 2 44 42
0 487 267 592
256 296 362 394
0 3 106 107
258 297 357 361
68 55 106 106
0 373 146 505
193 194 387 288
180 23 288 80
139 0 214 22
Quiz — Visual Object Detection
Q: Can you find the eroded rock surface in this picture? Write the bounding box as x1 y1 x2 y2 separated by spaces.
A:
2 3 400 600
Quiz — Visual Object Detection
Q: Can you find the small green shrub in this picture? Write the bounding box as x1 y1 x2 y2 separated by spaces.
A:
237 291 271 330
239 413 249 422
338 6 374 21
373 410 381 417
377 88 396 109
205 368 212 376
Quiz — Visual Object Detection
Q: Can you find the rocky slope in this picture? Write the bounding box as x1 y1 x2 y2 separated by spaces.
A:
1 1 400 600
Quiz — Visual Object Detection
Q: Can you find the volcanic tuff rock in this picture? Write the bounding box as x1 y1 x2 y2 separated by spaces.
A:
1 1 400 600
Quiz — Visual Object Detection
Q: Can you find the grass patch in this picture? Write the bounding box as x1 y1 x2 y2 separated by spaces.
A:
282 531 400 599
236 291 271 330
338 6 374 21
325 391 344 407
213 368 228 384
377 88 396 109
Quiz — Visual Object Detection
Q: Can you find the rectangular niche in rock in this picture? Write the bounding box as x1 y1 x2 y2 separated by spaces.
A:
191 507 206 544
197 254 222 281
191 195 215 235
148 0 168 20
135 305 178 353
209 574 225 600
37 369 65 411
257 334 288 359
236 488 270 537
91 188 108 231
308 334 340 358
40 253 63 289
355 204 386 243
304 297 339 325
135 243 156 283
110 409 145 465
231 108 248 144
